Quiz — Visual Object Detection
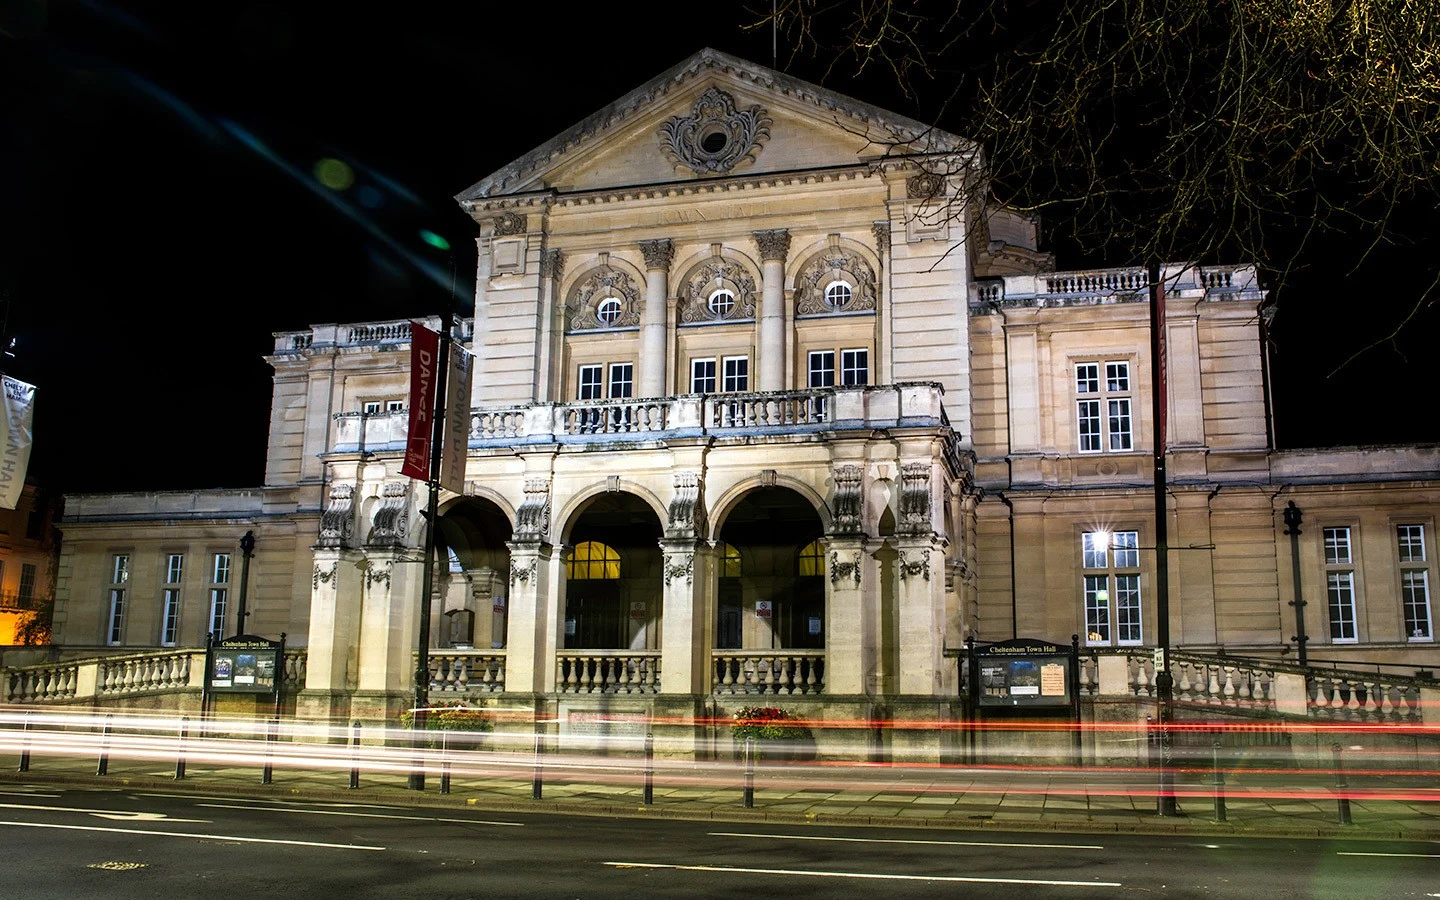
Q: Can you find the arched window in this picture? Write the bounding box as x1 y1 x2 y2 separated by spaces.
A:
565 541 621 579
824 281 853 309
596 297 623 326
798 540 825 577
718 542 742 578
708 288 736 316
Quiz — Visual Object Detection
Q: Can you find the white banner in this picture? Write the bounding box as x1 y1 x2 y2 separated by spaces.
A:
439 344 472 495
0 376 36 510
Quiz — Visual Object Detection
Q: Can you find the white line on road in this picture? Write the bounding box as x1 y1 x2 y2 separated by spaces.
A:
605 862 1121 887
0 791 60 798
196 803 522 827
132 792 411 810
0 819 384 850
709 832 1104 850
1338 852 1440 859
0 801 207 823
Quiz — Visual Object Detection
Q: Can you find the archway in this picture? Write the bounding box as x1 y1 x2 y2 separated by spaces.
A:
562 492 664 649
716 487 826 650
434 497 512 649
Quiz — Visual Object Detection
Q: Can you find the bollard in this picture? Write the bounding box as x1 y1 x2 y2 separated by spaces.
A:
174 716 189 780
18 712 31 773
643 733 654 806
1333 744 1352 826
348 720 361 790
261 717 277 785
1211 740 1227 822
742 737 755 809
96 714 113 776
439 730 451 796
1145 715 1156 768
531 732 544 800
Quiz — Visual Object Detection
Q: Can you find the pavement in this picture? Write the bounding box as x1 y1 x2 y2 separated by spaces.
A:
1 741 1436 841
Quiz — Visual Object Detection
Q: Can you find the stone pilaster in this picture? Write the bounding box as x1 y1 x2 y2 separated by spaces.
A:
298 548 363 720
660 539 710 694
893 536 948 695
536 248 564 402
503 541 557 693
823 536 871 695
753 229 790 392
352 548 419 697
637 239 674 397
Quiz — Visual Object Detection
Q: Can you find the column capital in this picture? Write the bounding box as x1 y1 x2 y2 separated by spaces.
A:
637 238 675 271
539 248 565 280
752 228 791 262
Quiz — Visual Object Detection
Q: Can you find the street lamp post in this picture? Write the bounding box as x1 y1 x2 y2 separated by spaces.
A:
235 530 256 637
1148 262 1179 817
1283 501 1308 665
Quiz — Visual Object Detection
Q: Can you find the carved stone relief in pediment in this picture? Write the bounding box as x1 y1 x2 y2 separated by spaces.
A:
565 263 642 332
677 256 757 324
658 87 771 176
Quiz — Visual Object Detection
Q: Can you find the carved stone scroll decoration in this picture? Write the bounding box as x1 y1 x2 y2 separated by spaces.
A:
364 560 392 591
514 479 551 543
317 483 355 549
509 556 537 587
829 551 862 586
492 211 528 236
897 549 931 582
312 562 338 591
678 256 757 324
906 172 947 200
367 482 410 548
663 553 694 587
637 238 675 272
666 471 704 538
565 263 642 332
795 244 878 316
898 463 933 535
831 465 863 535
539 248 565 280
657 87 771 175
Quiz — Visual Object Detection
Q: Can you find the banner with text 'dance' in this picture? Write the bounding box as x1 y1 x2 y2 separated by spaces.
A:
401 323 440 482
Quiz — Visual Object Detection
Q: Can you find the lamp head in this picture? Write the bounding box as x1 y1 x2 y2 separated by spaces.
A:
239 529 256 555
1282 501 1303 530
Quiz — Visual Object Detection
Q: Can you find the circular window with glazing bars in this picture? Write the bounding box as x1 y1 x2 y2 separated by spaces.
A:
596 297 623 326
708 288 736 317
824 281 853 309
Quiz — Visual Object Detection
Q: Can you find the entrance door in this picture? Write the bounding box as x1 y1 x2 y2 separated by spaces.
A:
566 580 624 648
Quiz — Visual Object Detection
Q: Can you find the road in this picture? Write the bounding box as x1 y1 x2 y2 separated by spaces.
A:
0 781 1434 898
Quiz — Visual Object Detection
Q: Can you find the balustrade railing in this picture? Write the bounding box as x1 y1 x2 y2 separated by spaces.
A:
472 407 529 440
707 391 829 429
560 399 669 436
1306 671 1421 723
428 651 506 694
6 661 79 703
556 651 660 694
711 651 826 696
98 651 196 695
283 649 307 690
1043 267 1149 296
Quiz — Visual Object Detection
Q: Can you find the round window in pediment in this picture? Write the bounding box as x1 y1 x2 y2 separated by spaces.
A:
597 297 623 326
700 127 730 155
824 281 853 309
708 288 736 316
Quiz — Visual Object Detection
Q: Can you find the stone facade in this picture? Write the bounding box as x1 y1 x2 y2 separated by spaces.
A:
51 50 1439 738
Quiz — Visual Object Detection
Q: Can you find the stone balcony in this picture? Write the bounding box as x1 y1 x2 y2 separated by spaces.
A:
333 383 961 454
968 263 1264 314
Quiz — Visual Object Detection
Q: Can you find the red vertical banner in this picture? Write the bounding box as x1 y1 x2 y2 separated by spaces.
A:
1150 269 1168 457
402 323 440 482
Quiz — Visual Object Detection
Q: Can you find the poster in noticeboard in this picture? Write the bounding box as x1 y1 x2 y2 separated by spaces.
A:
973 640 1073 708
208 636 282 694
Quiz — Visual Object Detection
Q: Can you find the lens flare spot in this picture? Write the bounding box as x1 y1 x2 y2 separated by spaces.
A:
314 158 354 190
420 230 451 252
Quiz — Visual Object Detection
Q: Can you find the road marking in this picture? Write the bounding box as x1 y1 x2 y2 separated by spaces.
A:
132 793 412 810
606 862 1119 887
1338 852 1440 859
709 832 1104 850
0 791 60 798
0 820 384 850
0 801 207 823
196 803 522 827
88 861 148 871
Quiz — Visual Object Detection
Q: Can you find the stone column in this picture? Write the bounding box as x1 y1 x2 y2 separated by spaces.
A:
824 537 870 695
350 548 420 721
753 229 791 392
637 239 674 397
502 541 557 694
536 248 564 402
659 539 710 694
892 537 948 695
299 548 364 720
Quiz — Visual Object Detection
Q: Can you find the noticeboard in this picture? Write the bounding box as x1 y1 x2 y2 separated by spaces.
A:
972 639 1073 708
208 636 282 695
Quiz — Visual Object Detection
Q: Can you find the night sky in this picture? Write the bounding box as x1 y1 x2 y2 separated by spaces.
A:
3 2 1437 496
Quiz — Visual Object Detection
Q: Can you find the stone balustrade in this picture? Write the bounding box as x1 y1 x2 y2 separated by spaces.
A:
3 649 308 704
333 410 409 453
98 651 195 696
426 650 506 694
711 650 826 696
6 661 80 703
973 263 1263 314
556 651 661 694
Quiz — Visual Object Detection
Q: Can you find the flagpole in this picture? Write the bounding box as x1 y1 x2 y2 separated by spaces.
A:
408 289 456 792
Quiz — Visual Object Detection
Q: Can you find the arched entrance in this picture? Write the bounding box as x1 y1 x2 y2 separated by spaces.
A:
434 497 512 649
716 487 826 651
562 492 663 650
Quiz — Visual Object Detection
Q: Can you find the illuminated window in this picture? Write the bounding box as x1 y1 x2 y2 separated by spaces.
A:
1398 524 1433 641
566 541 620 580
1081 531 1141 646
1322 526 1357 643
718 542 742 578
1076 361 1133 453
797 540 825 577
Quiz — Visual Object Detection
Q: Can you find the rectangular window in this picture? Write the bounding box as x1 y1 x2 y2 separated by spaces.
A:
209 589 228 642
1398 524 1427 563
1077 400 1102 453
1324 527 1352 565
212 553 231 585
166 553 184 584
161 589 181 646
1327 572 1358 642
1081 532 1108 569
1112 531 1140 568
362 401 381 415
1084 574 1110 644
808 351 835 388
722 356 749 392
841 349 869 386
1081 531 1141 646
113 554 130 585
608 363 633 399
1108 398 1133 450
1401 570 1432 641
1076 360 1133 453
690 358 716 393
385 399 404 412
107 589 126 645
1115 574 1143 644
25 509 43 540
18 564 36 603
577 365 603 400
1076 363 1100 394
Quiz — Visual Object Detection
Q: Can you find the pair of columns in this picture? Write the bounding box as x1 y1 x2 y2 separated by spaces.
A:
636 230 791 397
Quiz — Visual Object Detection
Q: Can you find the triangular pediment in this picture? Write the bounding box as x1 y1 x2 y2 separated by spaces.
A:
456 48 972 202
